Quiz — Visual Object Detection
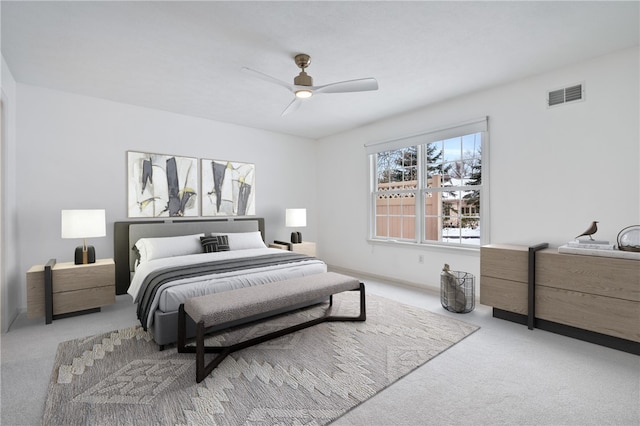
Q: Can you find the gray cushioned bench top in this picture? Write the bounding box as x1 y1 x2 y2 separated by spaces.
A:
184 272 360 328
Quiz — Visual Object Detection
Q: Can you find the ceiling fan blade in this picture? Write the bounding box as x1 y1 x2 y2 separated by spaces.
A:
281 98 302 116
241 67 294 92
314 78 379 94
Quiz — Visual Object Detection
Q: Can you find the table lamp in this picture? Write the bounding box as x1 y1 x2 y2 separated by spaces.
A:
286 208 306 243
61 209 106 264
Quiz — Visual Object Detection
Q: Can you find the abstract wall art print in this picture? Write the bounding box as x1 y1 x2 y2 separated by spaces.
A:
127 151 198 218
201 159 255 216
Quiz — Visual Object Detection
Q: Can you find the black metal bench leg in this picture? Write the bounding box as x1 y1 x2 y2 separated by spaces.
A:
177 304 186 353
326 283 366 322
183 282 367 383
359 282 366 320
196 321 206 383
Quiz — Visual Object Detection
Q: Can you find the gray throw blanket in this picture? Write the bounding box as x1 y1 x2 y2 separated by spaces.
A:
136 252 313 329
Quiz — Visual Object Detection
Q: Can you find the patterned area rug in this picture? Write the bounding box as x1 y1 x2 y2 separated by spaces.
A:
43 293 479 425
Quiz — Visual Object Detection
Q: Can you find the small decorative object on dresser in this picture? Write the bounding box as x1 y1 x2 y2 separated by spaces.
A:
26 258 115 324
575 220 599 240
617 225 640 252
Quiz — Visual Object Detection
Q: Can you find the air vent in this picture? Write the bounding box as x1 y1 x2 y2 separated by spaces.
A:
547 83 584 107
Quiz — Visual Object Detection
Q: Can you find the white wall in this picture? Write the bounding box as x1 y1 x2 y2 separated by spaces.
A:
13 85 318 310
6 47 639 315
1 54 19 332
316 47 639 293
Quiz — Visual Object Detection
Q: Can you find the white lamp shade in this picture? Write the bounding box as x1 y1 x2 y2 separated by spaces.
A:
285 208 307 227
61 209 106 239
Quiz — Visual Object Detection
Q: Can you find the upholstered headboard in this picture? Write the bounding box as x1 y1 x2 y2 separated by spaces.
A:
113 218 265 295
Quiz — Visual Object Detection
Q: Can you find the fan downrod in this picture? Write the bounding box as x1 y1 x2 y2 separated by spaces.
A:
293 53 313 87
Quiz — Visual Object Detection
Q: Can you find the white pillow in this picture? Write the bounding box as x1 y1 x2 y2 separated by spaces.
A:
211 231 266 250
134 233 205 264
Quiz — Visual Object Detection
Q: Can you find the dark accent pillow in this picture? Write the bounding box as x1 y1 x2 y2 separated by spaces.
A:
200 235 230 253
132 245 141 268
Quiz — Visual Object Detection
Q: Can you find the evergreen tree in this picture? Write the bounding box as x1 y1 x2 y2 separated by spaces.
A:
377 143 448 185
463 146 481 209
389 146 417 183
425 143 444 177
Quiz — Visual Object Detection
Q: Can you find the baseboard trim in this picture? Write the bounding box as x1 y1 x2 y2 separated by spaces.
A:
3 307 21 333
327 264 484 304
326 264 439 295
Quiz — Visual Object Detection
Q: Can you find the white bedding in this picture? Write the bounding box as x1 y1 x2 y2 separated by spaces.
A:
128 247 327 328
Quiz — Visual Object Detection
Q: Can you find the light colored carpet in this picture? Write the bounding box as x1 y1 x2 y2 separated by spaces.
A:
42 292 478 425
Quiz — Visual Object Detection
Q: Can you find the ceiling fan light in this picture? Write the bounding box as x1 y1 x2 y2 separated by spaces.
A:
295 89 313 99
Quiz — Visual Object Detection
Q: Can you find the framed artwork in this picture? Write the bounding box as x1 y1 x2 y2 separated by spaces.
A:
201 159 255 216
127 151 199 218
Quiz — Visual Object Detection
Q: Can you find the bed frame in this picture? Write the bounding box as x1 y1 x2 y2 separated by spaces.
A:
114 217 326 349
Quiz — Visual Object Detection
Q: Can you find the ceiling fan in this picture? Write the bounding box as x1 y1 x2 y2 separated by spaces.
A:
242 53 379 116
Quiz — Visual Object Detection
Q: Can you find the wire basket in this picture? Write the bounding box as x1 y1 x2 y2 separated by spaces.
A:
441 270 475 313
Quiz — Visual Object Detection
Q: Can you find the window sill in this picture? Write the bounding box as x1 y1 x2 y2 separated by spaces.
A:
367 238 481 254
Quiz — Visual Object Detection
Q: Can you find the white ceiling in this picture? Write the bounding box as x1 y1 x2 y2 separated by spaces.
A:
2 1 638 139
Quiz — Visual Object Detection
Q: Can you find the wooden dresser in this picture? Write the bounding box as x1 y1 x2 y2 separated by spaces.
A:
27 258 115 323
480 244 639 353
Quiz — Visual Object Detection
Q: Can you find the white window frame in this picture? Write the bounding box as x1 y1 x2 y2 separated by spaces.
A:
366 117 490 249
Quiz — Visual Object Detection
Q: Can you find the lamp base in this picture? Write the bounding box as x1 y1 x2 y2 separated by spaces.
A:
74 246 96 265
290 232 303 244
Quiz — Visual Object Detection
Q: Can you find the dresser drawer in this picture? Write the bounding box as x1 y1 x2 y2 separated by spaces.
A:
480 244 529 283
536 251 640 301
536 286 640 342
479 275 527 314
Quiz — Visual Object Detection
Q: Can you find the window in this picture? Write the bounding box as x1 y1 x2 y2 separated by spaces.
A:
367 118 487 248
374 146 417 240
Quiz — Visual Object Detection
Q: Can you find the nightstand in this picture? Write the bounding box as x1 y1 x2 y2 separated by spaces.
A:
292 241 316 257
26 258 115 323
270 241 317 257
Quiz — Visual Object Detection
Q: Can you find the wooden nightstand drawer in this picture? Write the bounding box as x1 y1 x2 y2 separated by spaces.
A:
52 259 115 292
52 285 115 316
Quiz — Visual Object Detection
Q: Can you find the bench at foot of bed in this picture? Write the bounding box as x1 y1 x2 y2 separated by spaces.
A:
177 272 366 383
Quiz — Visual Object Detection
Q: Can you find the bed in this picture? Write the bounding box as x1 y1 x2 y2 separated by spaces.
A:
114 218 327 348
